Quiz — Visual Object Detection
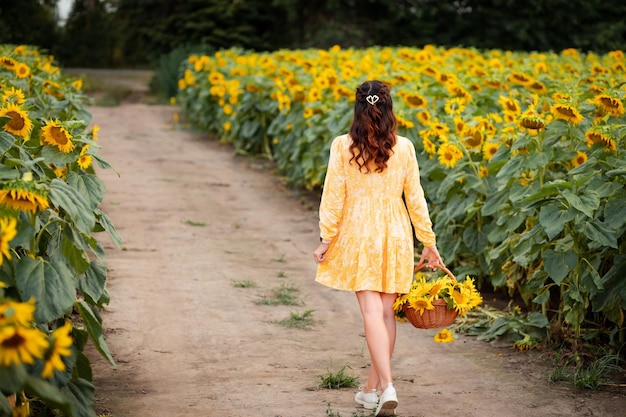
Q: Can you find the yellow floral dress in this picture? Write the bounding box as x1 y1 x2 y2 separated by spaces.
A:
315 134 436 294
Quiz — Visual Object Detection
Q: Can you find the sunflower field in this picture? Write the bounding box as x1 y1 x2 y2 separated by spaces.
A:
0 45 120 416
177 45 626 348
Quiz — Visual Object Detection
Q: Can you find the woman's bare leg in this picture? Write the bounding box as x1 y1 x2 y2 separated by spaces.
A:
356 291 398 391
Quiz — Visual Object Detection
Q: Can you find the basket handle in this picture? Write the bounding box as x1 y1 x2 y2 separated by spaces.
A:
414 262 456 281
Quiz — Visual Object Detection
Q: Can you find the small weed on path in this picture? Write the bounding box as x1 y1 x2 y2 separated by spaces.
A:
277 309 316 329
231 280 257 288
325 403 376 417
256 283 303 306
318 363 359 389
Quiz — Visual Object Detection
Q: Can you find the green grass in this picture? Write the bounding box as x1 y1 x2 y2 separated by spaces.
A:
231 280 257 288
184 220 206 227
277 310 316 329
256 283 303 306
547 349 624 389
317 364 359 389
325 403 375 417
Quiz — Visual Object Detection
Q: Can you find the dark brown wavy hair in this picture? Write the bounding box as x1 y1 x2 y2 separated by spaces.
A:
348 80 397 173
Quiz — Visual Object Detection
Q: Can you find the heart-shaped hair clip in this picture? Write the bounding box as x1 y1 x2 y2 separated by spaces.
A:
366 95 379 106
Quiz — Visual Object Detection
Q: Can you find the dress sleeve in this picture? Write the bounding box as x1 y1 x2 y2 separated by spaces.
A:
319 137 346 242
404 141 437 247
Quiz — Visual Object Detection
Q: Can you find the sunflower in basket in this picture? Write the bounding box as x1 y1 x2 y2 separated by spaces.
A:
393 269 483 321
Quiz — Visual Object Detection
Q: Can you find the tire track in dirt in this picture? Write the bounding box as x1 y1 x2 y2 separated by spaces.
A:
88 101 625 417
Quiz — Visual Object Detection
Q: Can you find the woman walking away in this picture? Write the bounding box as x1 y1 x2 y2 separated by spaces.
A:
313 80 444 416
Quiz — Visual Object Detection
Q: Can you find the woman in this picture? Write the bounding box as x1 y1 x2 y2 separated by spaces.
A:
313 80 443 416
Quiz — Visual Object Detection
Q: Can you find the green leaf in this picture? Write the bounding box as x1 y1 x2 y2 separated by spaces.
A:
78 261 107 304
538 204 576 240
496 155 526 184
24 375 72 415
61 226 90 274
42 144 77 166
0 363 28 392
67 172 105 211
63 378 97 417
562 189 599 217
95 208 122 248
544 249 578 284
582 220 618 249
463 226 488 253
15 257 76 323
604 197 626 229
49 178 96 234
75 300 116 367
0 131 15 153
518 179 570 205
481 189 508 216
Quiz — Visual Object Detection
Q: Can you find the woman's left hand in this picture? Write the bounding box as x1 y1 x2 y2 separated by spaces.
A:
313 243 329 263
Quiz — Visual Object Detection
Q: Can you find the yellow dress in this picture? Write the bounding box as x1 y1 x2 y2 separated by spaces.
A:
315 134 436 294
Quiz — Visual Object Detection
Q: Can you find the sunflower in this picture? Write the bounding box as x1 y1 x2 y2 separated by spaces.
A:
396 115 415 129
15 62 30 78
444 97 465 115
571 151 588 167
422 136 436 155
434 328 454 343
550 103 584 124
0 56 16 70
417 110 431 125
0 217 17 265
498 96 521 114
41 320 73 378
0 298 35 326
209 85 226 98
508 71 534 86
0 325 49 366
437 143 463 169
0 104 33 137
408 298 435 316
528 81 547 94
482 142 500 161
519 114 546 132
40 119 75 153
592 94 625 117
461 126 483 150
208 71 225 85
402 93 428 108
91 124 100 142
2 86 26 105
585 129 617 151
223 121 231 132
0 181 49 213
478 166 489 178
78 145 93 170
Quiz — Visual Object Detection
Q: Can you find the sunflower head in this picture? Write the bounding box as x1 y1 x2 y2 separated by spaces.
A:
0 178 49 214
0 104 33 138
40 119 75 153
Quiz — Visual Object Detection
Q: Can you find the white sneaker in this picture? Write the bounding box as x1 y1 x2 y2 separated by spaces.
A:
354 387 378 409
375 383 397 416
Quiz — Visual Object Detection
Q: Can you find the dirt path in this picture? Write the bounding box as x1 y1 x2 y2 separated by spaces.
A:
88 96 625 417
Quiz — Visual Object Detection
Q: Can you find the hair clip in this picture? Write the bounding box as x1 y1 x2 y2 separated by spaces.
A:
366 95 379 105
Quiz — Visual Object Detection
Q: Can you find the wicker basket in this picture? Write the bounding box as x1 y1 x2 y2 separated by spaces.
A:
402 263 458 329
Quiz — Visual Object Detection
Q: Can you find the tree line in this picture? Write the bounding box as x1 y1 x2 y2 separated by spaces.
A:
1 0 625 67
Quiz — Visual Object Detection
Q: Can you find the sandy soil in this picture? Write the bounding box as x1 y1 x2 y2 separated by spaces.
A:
86 84 625 417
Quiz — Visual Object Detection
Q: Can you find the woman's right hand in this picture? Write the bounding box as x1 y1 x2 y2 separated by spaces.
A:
417 245 444 266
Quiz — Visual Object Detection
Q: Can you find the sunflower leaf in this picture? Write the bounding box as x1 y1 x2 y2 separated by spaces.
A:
75 300 116 367
50 178 96 234
0 131 15 153
15 256 76 324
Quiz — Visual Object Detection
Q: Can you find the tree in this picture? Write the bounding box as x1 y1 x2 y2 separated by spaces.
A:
0 0 60 51
55 0 118 67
